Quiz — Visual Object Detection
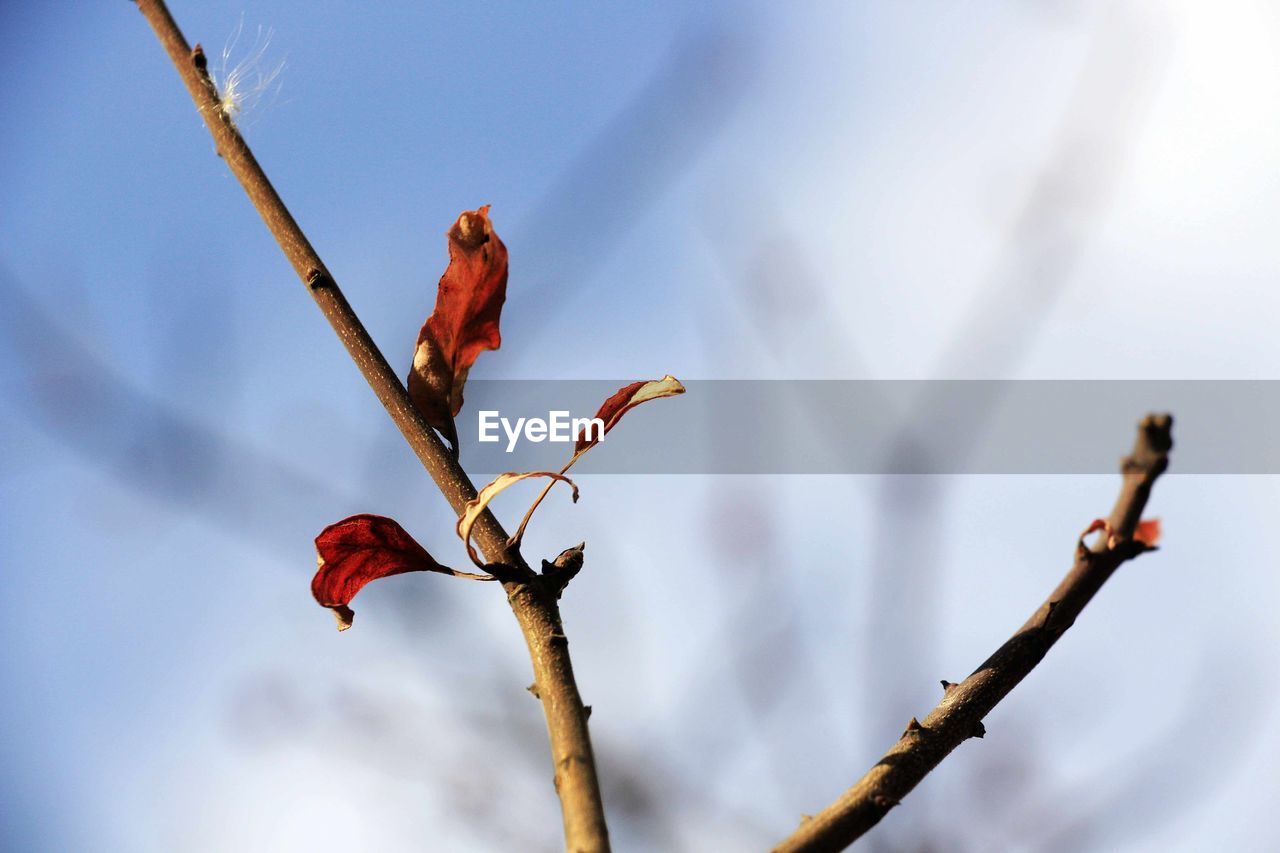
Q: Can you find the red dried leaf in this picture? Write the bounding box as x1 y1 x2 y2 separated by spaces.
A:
575 375 685 454
312 514 454 631
408 206 509 452
1134 518 1161 547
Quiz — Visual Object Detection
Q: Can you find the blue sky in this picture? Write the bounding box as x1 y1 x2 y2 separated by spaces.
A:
3 2 1280 851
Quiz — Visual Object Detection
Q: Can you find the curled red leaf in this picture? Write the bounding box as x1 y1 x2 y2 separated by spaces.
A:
408 206 509 453
312 513 489 631
575 375 685 454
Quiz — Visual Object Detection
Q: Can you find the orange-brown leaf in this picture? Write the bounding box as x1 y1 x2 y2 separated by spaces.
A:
408 206 508 452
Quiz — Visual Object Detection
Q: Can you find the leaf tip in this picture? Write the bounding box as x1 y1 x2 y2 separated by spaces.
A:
331 605 354 631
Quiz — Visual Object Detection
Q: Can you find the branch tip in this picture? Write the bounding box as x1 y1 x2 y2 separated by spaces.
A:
542 542 586 598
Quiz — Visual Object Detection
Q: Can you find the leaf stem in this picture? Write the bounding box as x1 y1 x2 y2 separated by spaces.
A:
512 453 582 546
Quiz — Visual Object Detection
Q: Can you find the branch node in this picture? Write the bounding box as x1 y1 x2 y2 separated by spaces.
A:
306 269 332 291
486 562 527 584
903 717 925 738
526 682 541 700
541 542 586 599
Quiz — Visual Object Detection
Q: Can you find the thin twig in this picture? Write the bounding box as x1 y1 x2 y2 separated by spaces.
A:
133 2 609 849
773 414 1173 853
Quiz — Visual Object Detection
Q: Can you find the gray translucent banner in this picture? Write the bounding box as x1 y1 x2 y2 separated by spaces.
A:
456 380 1274 474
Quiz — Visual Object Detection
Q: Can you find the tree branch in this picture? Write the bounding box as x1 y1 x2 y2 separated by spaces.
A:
133 2 609 849
773 413 1173 853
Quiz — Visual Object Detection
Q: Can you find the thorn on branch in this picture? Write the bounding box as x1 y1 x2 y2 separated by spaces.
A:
191 43 207 72
970 720 987 739
941 680 958 695
903 717 925 738
584 705 592 719
527 682 541 700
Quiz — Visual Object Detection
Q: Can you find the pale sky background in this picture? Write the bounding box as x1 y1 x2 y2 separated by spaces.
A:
2 1 1280 851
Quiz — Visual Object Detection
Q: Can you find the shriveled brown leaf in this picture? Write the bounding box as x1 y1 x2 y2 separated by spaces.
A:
408 206 509 453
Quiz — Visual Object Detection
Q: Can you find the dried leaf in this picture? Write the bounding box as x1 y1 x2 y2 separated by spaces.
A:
575 375 685 454
312 514 487 631
508 376 684 547
408 206 509 453
458 472 579 567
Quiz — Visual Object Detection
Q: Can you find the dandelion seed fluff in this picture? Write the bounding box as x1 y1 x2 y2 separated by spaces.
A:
212 16 285 124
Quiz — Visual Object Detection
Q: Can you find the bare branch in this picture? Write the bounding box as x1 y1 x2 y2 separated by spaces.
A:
773 414 1173 853
133 2 609 849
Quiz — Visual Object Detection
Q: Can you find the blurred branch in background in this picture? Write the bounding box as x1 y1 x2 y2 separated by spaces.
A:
0 268 357 548
701 6 1168 848
993 651 1271 853
860 0 1165 764
500 26 751 363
